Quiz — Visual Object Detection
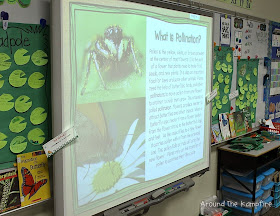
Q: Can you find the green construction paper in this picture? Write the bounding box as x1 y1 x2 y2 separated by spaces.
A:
0 93 14 111
218 73 224 83
31 50 48 66
240 86 245 94
212 47 233 124
10 136 27 153
30 107 47 125
224 85 229 94
226 53 232 62
222 95 228 104
0 132 7 150
9 116 27 133
7 0 17 4
253 68 257 76
9 69 27 87
236 59 259 123
238 78 243 87
255 92 258 100
222 63 228 72
236 98 240 106
28 128 45 145
224 75 230 84
0 53 12 71
0 23 51 164
14 48 30 66
228 64 233 73
215 61 221 71
15 95 32 113
28 72 45 89
18 0 32 8
0 74 4 88
239 94 244 101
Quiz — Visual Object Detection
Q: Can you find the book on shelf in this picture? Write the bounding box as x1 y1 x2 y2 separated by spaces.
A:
211 123 223 143
242 106 252 132
233 110 246 136
0 168 21 213
219 113 231 140
228 113 236 138
17 150 51 207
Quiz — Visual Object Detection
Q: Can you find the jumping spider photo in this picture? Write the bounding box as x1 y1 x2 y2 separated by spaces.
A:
81 25 142 95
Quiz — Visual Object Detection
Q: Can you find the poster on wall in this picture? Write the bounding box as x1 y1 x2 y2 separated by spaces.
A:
220 15 231 46
0 23 51 164
217 0 252 10
270 61 280 95
271 23 280 59
212 46 233 124
269 95 280 121
236 59 259 123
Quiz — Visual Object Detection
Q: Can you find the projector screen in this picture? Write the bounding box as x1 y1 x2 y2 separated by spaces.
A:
60 0 212 215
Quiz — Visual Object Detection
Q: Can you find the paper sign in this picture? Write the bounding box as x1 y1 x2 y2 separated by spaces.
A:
207 89 217 103
220 16 231 46
43 127 78 157
229 90 239 100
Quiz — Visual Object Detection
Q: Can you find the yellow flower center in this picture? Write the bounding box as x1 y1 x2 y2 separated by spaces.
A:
92 161 123 193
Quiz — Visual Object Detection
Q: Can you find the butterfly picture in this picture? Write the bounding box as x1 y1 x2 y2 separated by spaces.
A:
21 167 48 199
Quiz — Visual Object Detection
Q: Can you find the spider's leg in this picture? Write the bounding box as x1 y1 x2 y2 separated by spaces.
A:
81 51 93 95
128 39 142 76
92 51 107 89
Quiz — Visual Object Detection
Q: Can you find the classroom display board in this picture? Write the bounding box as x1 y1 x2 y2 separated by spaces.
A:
0 23 51 164
59 0 212 215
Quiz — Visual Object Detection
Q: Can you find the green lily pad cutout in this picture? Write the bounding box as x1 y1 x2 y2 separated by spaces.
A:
0 132 7 150
212 101 215 107
28 128 45 145
218 73 224 83
240 86 245 94
224 85 230 94
253 100 257 108
0 94 14 111
243 84 248 91
31 50 48 66
15 95 32 113
9 70 27 88
212 107 218 117
249 84 253 92
238 78 243 87
14 48 30 66
18 0 31 8
30 107 47 125
215 91 220 100
247 100 250 107
246 73 251 81
216 100 222 109
224 75 230 84
236 98 240 106
222 63 228 72
28 72 45 89
251 112 255 120
226 53 232 62
239 94 244 101
0 53 11 71
213 82 220 91
10 136 27 154
7 0 17 4
253 84 257 92
228 65 233 73
239 102 244 110
246 92 251 100
215 61 222 71
253 68 257 76
0 74 4 88
222 95 228 104
9 116 27 133
239 64 247 76
250 94 254 102
213 71 216 80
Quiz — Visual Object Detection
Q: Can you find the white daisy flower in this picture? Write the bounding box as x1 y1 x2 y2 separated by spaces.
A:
77 118 145 206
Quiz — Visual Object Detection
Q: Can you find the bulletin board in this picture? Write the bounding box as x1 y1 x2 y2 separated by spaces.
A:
0 23 51 164
212 13 268 142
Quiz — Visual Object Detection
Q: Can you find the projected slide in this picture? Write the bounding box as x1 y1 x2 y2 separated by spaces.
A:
68 1 212 214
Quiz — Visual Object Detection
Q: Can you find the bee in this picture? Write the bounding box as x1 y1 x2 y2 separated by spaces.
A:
81 25 142 95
